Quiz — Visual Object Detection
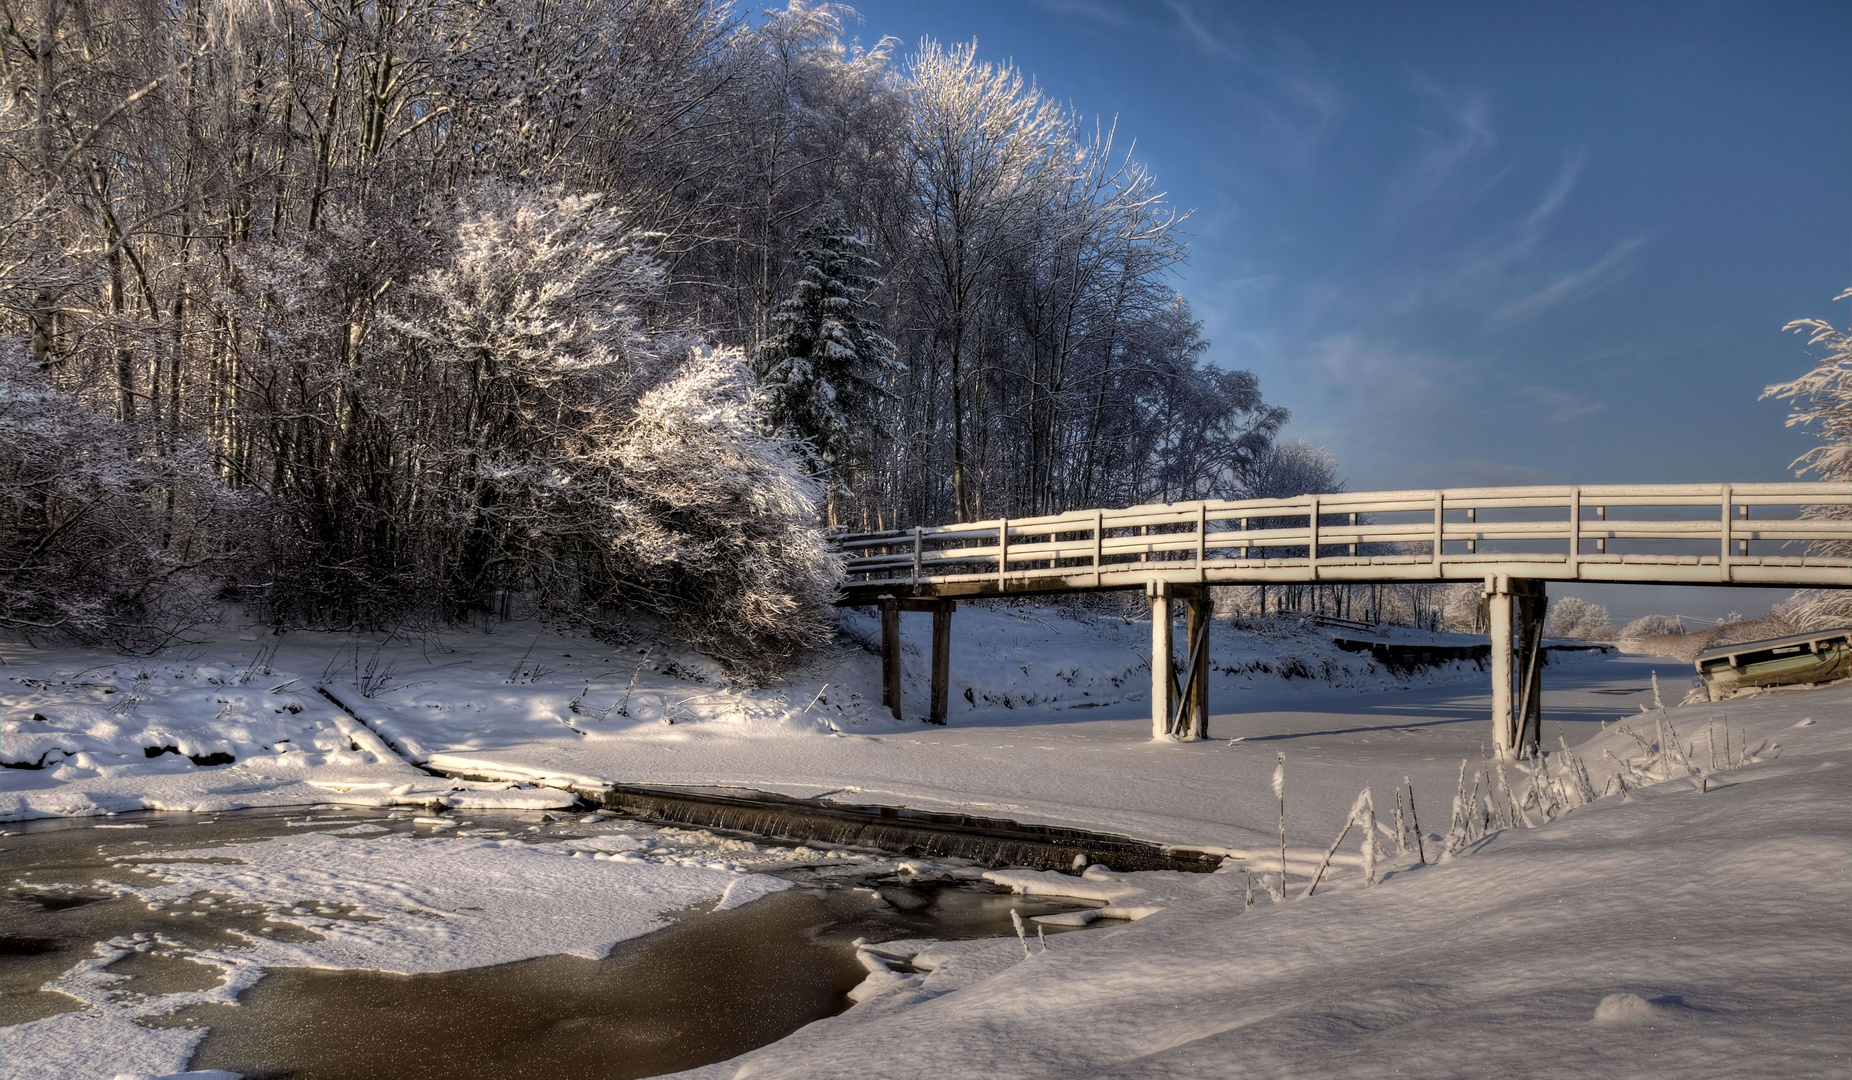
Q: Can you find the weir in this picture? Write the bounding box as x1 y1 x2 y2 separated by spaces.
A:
597 784 1226 873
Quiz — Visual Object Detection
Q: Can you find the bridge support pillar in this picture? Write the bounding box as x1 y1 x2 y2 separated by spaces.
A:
880 596 955 725
1487 576 1546 758
1150 582 1171 740
1150 582 1211 741
881 598 901 720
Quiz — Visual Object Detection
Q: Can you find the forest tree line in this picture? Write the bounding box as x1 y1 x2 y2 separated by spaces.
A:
0 0 1310 665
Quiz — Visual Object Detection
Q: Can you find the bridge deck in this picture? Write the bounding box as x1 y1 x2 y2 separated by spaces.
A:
834 483 1852 604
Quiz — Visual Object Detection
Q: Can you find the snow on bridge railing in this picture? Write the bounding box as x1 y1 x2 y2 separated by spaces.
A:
831 483 1852 597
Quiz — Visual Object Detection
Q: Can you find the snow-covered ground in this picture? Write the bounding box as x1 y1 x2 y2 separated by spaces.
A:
2 608 1846 1079
669 678 1852 1080
0 644 576 820
2 606 1546 850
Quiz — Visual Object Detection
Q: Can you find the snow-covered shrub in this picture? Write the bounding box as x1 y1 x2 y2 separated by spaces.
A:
602 348 842 676
393 184 838 675
1620 614 1685 639
1547 596 1612 640
0 342 232 646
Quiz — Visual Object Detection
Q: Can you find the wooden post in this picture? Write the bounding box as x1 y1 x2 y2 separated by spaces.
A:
1466 506 1477 554
1720 484 1733 581
1596 505 1607 555
1432 490 1445 572
1515 586 1545 756
1093 510 1104 586
1149 580 1173 741
998 517 1009 591
929 600 954 726
1488 576 1514 757
1183 592 1212 741
1567 487 1580 576
881 597 902 720
1488 576 1545 758
1308 494 1320 578
1197 502 1208 581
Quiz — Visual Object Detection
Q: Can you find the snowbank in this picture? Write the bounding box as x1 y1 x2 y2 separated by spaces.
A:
665 680 1852 1079
0 648 573 821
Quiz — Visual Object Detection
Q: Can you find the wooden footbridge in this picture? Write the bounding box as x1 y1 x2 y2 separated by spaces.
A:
832 483 1852 757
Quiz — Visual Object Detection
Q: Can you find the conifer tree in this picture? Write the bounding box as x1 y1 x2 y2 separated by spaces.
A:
754 214 896 489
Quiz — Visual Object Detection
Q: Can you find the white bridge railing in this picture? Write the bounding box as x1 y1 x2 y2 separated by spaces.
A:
834 483 1852 598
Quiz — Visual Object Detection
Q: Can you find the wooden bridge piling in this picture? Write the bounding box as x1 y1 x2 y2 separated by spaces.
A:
1149 580 1172 741
1487 576 1546 758
880 596 955 725
1150 581 1211 741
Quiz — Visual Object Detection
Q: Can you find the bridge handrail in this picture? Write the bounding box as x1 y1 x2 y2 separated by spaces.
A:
833 483 1852 595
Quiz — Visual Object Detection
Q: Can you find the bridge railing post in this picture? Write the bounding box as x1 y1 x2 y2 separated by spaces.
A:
1432 491 1444 572
1308 495 1320 578
998 518 1009 590
1093 510 1104 586
1197 503 1208 581
1720 484 1733 580
1568 487 1580 576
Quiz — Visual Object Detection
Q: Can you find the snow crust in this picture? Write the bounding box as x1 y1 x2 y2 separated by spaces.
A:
114 830 787 974
667 680 1852 1079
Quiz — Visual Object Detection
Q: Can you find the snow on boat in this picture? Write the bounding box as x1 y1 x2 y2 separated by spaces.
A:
1694 627 1852 700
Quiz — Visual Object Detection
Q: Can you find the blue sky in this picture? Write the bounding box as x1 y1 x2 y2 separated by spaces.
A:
841 0 1852 622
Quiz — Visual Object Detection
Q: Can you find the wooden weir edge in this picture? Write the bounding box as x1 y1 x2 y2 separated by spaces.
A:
596 783 1229 874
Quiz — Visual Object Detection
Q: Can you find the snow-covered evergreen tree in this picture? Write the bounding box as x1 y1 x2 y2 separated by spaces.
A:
753 214 895 486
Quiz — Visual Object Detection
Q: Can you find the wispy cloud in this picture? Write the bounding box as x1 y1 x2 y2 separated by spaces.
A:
1524 148 1586 230
1495 236 1644 321
1020 0 1138 31
1520 385 1607 424
1383 78 1497 218
1162 0 1232 54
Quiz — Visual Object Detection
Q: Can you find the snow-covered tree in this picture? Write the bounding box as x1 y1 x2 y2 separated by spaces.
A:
0 342 229 646
1763 288 1852 629
1240 440 1344 501
753 214 895 488
1620 614 1686 639
1548 596 1613 641
392 184 838 673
